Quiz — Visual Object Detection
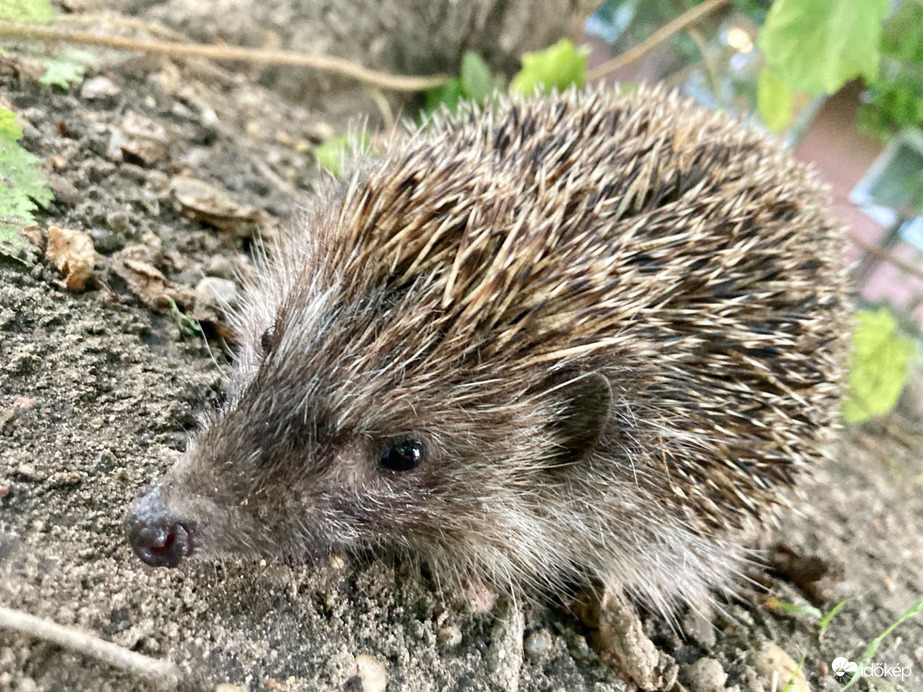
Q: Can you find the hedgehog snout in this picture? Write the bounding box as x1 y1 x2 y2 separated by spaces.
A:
127 485 196 568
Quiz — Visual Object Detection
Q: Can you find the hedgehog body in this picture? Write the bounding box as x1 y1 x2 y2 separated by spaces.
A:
128 87 850 615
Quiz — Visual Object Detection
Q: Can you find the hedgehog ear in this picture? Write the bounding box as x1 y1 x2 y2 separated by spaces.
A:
553 372 612 463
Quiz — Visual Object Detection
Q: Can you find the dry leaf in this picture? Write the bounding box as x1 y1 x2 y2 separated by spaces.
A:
45 226 95 290
109 256 194 310
169 176 262 237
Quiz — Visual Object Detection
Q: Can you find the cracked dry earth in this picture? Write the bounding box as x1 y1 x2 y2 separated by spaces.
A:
1 48 922 692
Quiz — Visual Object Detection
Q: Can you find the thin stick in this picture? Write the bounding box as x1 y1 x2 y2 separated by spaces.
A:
850 232 923 283
0 606 183 689
587 0 732 81
0 22 450 92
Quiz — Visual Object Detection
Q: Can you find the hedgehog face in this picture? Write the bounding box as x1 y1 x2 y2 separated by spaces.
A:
126 284 609 571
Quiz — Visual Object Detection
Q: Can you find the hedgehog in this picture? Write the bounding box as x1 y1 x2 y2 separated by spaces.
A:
127 86 850 618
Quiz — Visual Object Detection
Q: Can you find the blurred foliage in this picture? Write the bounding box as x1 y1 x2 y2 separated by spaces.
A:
758 0 888 94
843 308 916 424
510 39 588 95
424 40 588 116
39 57 85 89
0 107 54 254
38 47 97 90
424 52 501 115
756 69 792 131
857 1 923 142
314 133 372 177
0 0 54 24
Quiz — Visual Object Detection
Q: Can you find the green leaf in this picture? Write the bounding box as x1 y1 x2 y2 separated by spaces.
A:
39 58 86 89
842 308 916 424
314 133 372 177
460 51 496 103
0 0 55 24
0 108 23 142
758 0 889 95
757 69 794 132
424 78 463 115
0 107 54 251
423 52 500 116
819 598 852 632
857 1 923 142
780 654 805 692
168 298 203 339
765 597 822 620
511 39 588 96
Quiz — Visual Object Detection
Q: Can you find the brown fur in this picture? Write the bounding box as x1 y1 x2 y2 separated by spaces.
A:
139 86 851 615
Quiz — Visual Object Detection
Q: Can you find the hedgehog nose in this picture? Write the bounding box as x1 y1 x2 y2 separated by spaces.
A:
127 485 195 568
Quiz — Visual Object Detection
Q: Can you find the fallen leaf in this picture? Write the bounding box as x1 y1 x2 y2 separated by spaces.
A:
108 255 194 310
169 176 263 237
45 226 95 290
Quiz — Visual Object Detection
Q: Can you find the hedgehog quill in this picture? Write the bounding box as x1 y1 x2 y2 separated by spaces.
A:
128 86 850 617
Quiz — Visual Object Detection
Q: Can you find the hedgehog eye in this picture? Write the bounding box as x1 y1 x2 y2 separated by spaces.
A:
379 440 426 472
260 326 277 354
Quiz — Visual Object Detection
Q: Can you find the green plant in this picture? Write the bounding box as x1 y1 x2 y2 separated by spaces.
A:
819 598 852 632
510 39 588 95
858 1 923 142
765 596 822 621
757 0 889 131
780 653 805 692
423 51 502 115
842 308 916 424
168 298 203 339
425 40 589 117
0 107 54 255
0 0 55 24
38 48 95 89
842 599 923 690
314 132 373 177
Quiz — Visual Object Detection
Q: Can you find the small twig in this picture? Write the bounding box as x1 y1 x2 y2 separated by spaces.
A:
850 232 923 283
686 27 719 94
878 416 923 450
0 21 450 92
0 605 183 689
367 87 396 131
587 0 733 81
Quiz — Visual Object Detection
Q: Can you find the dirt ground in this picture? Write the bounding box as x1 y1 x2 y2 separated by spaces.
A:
1 39 922 692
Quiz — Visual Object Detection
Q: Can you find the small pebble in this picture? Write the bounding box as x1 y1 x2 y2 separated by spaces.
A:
682 610 717 650
566 633 594 662
106 210 131 233
752 643 808 692
195 277 239 312
17 677 38 692
347 654 388 692
680 657 727 692
14 465 44 482
81 76 120 100
437 624 462 648
524 628 554 661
